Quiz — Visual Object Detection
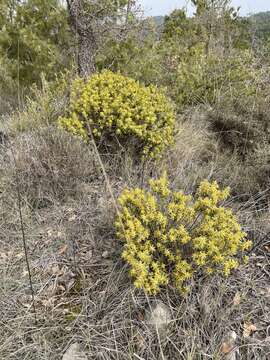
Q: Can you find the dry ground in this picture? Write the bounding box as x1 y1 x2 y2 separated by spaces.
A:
0 124 269 359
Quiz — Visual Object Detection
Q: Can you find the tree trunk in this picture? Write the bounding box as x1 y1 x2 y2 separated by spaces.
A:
66 0 97 77
77 31 97 77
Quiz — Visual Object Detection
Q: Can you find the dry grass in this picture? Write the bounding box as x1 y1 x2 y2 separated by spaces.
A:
3 74 70 136
0 127 100 208
0 120 269 359
0 207 269 359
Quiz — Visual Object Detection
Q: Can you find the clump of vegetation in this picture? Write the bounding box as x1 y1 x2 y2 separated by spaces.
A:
115 173 251 294
0 0 71 88
7 73 71 134
2 127 97 208
208 96 270 157
172 49 256 107
59 70 175 158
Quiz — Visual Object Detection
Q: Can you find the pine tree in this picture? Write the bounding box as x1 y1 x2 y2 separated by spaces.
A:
0 0 71 87
66 0 132 77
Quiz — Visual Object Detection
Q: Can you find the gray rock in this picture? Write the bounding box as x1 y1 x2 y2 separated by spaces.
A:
62 343 87 360
146 301 172 338
221 331 238 360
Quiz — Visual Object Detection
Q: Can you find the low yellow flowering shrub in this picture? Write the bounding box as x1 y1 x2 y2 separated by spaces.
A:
59 71 175 158
115 174 252 294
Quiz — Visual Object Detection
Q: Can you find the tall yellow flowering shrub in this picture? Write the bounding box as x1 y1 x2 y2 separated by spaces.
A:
115 174 252 294
59 71 175 158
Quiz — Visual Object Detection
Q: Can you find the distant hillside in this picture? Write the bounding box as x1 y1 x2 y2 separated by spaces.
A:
152 15 164 28
152 11 270 42
250 11 270 41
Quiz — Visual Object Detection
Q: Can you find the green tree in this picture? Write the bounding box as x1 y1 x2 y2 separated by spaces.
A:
158 1 255 110
163 9 190 41
96 18 162 85
0 0 71 87
66 0 134 77
191 0 251 52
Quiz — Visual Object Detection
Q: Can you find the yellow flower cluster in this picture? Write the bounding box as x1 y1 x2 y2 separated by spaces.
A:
59 71 175 158
115 174 252 294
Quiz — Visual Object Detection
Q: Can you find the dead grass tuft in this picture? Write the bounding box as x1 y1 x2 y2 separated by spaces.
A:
1 127 99 208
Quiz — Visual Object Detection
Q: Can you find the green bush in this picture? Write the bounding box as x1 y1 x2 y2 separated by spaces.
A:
96 20 163 86
59 71 176 158
170 47 256 108
115 173 251 294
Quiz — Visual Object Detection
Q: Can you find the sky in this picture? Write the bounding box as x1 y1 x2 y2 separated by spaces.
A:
139 0 270 17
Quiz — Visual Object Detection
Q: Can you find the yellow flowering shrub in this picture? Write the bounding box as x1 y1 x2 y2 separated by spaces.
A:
115 174 252 294
59 71 175 158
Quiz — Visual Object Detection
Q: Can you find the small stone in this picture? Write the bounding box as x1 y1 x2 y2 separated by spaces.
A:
146 301 172 338
86 249 93 259
62 343 87 360
102 250 109 258
221 331 238 360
